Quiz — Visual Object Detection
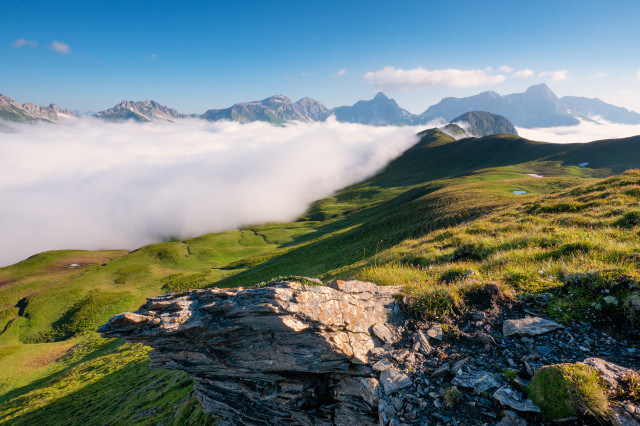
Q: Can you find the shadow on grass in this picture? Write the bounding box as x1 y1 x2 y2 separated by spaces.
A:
0 338 126 405
2 358 215 425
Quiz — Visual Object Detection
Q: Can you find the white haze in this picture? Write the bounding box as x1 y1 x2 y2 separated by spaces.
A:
0 118 420 267
517 119 640 143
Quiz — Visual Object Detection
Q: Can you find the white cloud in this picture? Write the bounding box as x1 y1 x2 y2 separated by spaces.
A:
0 118 420 266
538 70 569 81
517 119 640 143
514 69 534 78
149 53 157 59
13 38 37 48
636 69 640 81
362 66 506 90
334 68 348 76
50 40 71 54
300 72 313 77
498 65 513 73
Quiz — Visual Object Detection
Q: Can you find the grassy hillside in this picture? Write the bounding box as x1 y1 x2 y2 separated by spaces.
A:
1 129 640 424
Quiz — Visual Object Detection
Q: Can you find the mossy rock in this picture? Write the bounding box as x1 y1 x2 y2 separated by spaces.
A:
529 363 611 421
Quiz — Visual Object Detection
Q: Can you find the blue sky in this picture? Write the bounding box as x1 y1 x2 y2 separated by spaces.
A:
2 0 640 113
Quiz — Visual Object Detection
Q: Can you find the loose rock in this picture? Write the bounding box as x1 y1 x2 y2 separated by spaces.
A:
503 317 562 337
380 368 412 395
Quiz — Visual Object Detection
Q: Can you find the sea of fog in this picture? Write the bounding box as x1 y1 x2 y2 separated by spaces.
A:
2 117 640 267
0 118 421 267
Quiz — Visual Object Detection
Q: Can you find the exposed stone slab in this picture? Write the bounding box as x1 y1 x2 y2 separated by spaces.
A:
493 386 541 413
380 368 412 395
452 371 501 394
503 317 562 337
99 280 402 425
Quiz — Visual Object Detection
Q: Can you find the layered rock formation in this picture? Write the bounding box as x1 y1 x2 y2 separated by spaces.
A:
98 280 404 425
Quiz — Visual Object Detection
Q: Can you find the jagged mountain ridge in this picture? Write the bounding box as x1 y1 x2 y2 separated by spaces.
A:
419 84 580 127
0 94 77 123
450 111 518 137
6 84 640 128
94 100 188 122
332 92 415 126
202 95 331 124
561 95 640 124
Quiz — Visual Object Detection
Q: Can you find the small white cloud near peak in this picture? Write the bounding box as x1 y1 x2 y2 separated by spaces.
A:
300 72 314 77
514 69 534 78
50 40 71 54
362 66 506 91
334 68 348 76
13 38 38 48
498 65 514 73
538 70 569 81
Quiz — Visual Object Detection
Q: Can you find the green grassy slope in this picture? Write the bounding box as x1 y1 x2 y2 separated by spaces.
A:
2 129 640 424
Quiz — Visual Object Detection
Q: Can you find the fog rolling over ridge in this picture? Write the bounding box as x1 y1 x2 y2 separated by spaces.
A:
0 118 421 267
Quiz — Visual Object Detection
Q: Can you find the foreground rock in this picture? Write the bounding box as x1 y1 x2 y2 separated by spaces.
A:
99 280 403 425
99 278 640 425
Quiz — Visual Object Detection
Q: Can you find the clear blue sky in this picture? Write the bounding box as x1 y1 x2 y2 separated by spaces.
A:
2 0 640 113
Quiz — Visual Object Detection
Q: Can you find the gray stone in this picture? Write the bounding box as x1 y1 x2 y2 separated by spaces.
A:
503 317 562 337
373 322 397 345
452 371 501 394
477 331 497 346
431 363 450 377
98 280 402 425
450 358 468 376
493 386 541 413
473 311 486 321
496 410 527 426
380 368 412 395
427 324 443 341
582 357 637 390
415 329 433 354
373 359 394 372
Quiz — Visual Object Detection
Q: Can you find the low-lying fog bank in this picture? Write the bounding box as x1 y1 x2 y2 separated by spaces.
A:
517 119 640 143
0 118 421 267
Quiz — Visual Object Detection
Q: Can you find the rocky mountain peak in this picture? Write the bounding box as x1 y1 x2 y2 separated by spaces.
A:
374 92 390 100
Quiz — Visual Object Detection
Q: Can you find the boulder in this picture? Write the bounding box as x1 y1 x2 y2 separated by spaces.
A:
98 280 403 425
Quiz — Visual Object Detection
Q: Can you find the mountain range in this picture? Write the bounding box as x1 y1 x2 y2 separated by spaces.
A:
201 95 331 124
2 84 640 128
94 100 188 122
0 94 77 123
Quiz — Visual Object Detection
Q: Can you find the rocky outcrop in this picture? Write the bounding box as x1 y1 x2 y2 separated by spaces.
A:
99 279 640 425
99 280 404 425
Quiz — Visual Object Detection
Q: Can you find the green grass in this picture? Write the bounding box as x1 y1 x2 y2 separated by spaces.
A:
529 363 611 421
344 171 640 325
2 129 640 423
